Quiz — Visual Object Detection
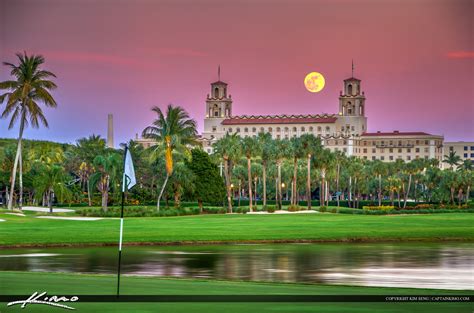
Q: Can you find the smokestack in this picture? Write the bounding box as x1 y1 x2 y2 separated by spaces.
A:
107 114 114 148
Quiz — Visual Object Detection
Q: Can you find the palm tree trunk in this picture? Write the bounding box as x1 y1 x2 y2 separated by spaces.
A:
254 177 257 205
87 179 92 206
403 174 412 208
277 161 282 210
247 157 253 211
49 189 53 214
321 168 326 207
457 189 463 207
262 162 267 207
378 174 382 207
8 115 26 210
19 151 23 209
348 176 352 208
307 155 311 210
292 157 297 205
466 186 470 204
336 163 340 207
157 173 169 212
223 158 233 213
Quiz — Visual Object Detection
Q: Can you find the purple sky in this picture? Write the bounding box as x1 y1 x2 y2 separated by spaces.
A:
1 0 473 145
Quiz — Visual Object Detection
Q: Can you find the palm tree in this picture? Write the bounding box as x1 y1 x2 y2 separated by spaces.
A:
241 136 260 211
271 139 291 210
33 164 71 213
90 153 121 212
371 160 387 206
313 148 333 207
289 137 304 205
333 150 346 207
142 105 197 211
258 133 273 207
299 134 321 209
74 135 107 206
0 52 58 210
213 133 242 213
443 151 461 170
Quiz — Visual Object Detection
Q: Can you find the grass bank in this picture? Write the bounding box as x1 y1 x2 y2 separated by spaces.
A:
0 212 473 247
0 271 471 313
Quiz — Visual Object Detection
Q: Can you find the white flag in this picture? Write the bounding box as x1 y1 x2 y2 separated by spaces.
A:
122 148 136 192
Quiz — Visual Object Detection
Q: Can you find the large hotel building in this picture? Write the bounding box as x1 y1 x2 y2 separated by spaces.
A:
137 72 473 169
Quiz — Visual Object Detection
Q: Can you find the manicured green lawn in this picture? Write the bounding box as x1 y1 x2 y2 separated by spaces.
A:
0 212 473 247
0 271 471 313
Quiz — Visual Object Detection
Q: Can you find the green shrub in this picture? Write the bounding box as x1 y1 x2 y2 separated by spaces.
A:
264 205 276 213
319 206 327 212
287 205 300 212
233 206 250 214
363 205 395 211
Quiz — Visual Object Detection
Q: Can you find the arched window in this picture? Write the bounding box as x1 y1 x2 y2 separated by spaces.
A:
284 127 289 132
326 126 330 132
229 128 233 132
236 128 240 133
309 127 313 131
292 127 297 132
348 84 353 95
252 127 256 132
301 127 305 132
268 127 273 132
214 87 219 98
277 127 281 132
244 127 248 132
260 127 264 132
214 111 219 117
317 126 322 131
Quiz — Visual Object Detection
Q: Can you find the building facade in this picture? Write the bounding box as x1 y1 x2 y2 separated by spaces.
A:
442 141 474 169
201 75 447 164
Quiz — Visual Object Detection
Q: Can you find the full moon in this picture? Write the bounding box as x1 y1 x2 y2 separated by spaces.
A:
304 72 325 93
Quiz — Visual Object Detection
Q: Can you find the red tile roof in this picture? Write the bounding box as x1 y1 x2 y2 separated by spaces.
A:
211 80 227 85
344 77 361 81
362 131 434 137
222 114 337 125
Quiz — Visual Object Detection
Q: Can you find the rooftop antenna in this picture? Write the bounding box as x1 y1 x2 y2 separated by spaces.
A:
218 65 221 81
351 59 354 78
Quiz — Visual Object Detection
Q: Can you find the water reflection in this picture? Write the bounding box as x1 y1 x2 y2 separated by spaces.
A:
0 243 472 290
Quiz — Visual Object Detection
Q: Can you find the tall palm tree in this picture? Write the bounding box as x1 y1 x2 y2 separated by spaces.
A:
371 160 387 206
213 133 242 213
443 151 461 170
241 136 260 211
258 132 273 207
90 153 121 212
74 135 106 206
299 134 321 209
0 52 58 210
142 105 197 211
289 137 304 205
313 148 333 207
33 164 71 213
333 150 346 207
271 139 291 210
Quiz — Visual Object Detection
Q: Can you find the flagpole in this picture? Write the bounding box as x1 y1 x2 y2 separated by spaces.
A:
117 146 127 298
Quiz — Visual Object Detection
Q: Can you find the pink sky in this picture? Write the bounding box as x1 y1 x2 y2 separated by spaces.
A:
0 0 473 144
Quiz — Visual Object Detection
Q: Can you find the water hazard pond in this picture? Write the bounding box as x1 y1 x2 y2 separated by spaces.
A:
1 243 472 290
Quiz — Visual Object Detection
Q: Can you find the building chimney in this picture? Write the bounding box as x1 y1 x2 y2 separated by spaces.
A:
107 114 114 148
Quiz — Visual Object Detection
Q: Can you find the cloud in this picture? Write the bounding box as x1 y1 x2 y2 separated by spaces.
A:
157 48 208 57
446 51 474 59
44 51 146 67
